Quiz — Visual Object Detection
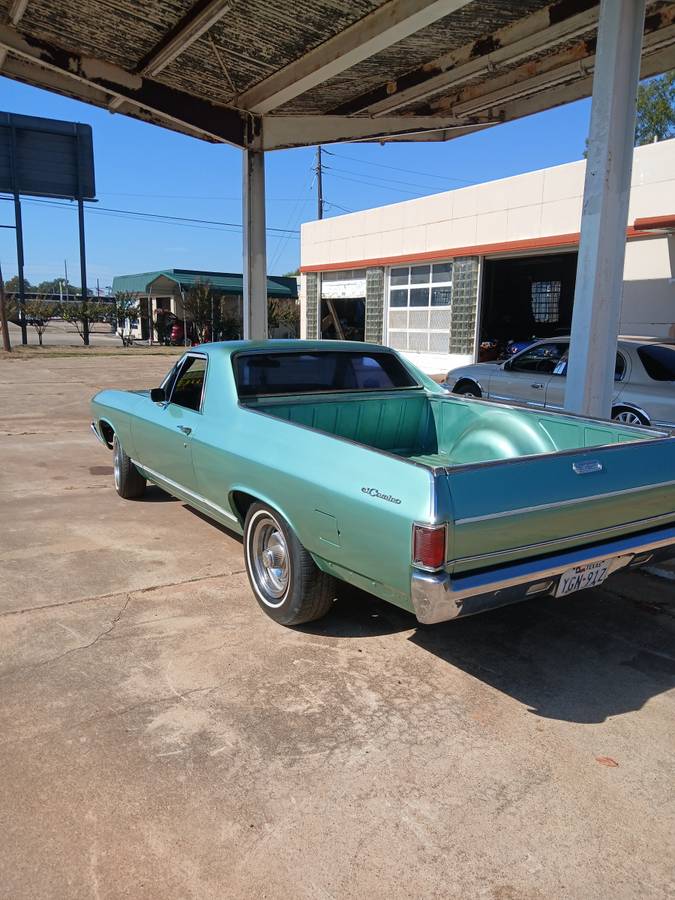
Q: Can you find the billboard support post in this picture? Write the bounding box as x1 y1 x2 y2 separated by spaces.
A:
8 123 27 345
12 190 27 345
77 197 89 345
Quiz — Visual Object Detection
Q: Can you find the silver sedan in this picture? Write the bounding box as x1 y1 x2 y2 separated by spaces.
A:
442 336 675 429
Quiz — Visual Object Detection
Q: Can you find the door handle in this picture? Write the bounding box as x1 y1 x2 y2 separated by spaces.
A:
531 383 544 389
177 425 192 435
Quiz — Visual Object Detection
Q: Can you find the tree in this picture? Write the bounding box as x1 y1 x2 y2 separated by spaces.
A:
61 301 107 344
4 275 31 294
583 70 675 157
110 291 140 347
635 71 675 145
181 279 213 343
268 298 300 337
24 298 58 346
35 278 66 297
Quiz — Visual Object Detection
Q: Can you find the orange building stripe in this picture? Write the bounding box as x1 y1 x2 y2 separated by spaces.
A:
300 226 654 273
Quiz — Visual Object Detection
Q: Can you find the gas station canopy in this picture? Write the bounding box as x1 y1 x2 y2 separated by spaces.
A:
1 0 674 150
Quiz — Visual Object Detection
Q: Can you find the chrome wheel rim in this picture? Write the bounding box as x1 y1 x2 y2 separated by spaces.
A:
113 440 121 490
251 514 289 606
615 410 643 426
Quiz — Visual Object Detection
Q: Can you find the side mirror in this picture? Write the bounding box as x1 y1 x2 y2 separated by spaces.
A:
150 387 166 403
502 359 512 371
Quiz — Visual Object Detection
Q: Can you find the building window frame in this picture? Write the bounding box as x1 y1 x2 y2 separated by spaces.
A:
385 261 453 355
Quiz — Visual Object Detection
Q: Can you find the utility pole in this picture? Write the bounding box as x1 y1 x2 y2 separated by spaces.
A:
316 146 324 220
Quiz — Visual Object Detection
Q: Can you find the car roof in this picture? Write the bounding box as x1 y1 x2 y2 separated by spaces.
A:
528 336 675 348
187 339 391 358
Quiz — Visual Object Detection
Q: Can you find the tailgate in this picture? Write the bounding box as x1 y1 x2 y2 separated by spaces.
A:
444 437 675 573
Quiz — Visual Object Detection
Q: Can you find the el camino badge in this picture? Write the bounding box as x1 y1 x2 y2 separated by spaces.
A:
362 487 402 505
572 460 604 475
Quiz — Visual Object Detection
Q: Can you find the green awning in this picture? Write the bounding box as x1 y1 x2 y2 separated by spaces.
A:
112 268 298 298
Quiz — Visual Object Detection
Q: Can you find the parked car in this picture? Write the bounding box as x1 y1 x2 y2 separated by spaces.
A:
443 336 675 430
91 341 675 627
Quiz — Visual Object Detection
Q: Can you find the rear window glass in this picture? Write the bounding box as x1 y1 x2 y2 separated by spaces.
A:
235 351 418 397
638 345 675 381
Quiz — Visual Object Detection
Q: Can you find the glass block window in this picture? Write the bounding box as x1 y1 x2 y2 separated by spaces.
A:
531 280 561 323
387 262 452 354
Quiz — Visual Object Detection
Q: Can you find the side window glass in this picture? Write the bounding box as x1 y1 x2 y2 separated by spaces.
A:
511 343 563 374
170 357 207 411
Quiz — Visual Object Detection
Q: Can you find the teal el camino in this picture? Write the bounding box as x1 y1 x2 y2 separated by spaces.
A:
91 340 675 626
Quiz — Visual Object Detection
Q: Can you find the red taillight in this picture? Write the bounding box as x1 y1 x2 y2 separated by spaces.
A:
412 524 447 570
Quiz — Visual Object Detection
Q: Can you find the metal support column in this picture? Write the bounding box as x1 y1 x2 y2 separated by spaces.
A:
242 148 268 340
76 128 89 345
9 124 27 344
77 197 89 345
12 191 27 344
564 0 646 417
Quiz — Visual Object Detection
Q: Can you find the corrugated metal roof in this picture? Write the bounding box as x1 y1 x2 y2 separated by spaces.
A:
111 268 298 297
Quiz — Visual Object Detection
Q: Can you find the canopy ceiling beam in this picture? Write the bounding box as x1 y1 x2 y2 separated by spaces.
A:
428 17 675 119
0 23 245 146
109 0 233 111
237 0 472 115
335 2 601 116
0 0 29 70
260 114 492 149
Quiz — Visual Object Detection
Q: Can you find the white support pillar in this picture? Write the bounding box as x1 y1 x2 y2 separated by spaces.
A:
242 148 268 340
564 0 646 418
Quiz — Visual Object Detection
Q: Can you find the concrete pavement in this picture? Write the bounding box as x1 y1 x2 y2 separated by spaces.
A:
1 353 674 899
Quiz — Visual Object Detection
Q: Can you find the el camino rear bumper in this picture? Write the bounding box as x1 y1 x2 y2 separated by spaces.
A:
411 523 675 624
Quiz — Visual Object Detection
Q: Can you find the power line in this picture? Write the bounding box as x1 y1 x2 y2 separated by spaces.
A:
324 163 448 192
324 148 476 185
324 171 430 196
0 194 300 235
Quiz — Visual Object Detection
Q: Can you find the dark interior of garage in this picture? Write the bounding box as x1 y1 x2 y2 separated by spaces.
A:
478 252 578 360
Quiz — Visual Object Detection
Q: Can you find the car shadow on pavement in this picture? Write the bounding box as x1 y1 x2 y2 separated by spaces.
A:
305 575 675 724
143 484 180 502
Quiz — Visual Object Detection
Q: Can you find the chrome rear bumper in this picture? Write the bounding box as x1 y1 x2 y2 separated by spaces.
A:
411 523 675 624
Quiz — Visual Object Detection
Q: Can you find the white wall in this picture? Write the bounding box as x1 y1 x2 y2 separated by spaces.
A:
301 139 675 270
301 139 675 354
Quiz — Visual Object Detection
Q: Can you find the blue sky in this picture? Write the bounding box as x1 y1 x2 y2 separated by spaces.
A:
0 76 591 290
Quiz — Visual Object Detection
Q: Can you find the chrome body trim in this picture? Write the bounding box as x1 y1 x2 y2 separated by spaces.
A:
454 478 675 526
132 460 239 524
411 524 675 624
90 421 108 447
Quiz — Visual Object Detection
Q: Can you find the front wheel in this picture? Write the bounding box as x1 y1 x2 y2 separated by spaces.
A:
112 434 146 499
612 406 649 427
243 503 336 626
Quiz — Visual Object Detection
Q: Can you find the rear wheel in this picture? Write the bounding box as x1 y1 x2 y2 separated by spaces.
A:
612 406 649 427
454 382 482 399
243 503 336 626
112 434 146 499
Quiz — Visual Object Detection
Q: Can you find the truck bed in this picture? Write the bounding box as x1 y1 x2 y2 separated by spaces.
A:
247 390 653 468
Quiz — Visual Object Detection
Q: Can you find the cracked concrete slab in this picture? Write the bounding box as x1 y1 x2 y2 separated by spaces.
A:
1 354 674 900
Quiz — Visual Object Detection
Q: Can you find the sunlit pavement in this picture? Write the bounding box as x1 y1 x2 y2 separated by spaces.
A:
1 354 674 899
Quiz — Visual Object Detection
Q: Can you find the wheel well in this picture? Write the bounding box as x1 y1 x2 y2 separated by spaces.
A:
454 378 482 395
230 490 259 526
99 420 115 449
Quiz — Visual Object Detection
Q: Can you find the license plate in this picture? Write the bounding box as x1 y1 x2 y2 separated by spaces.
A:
555 559 612 598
